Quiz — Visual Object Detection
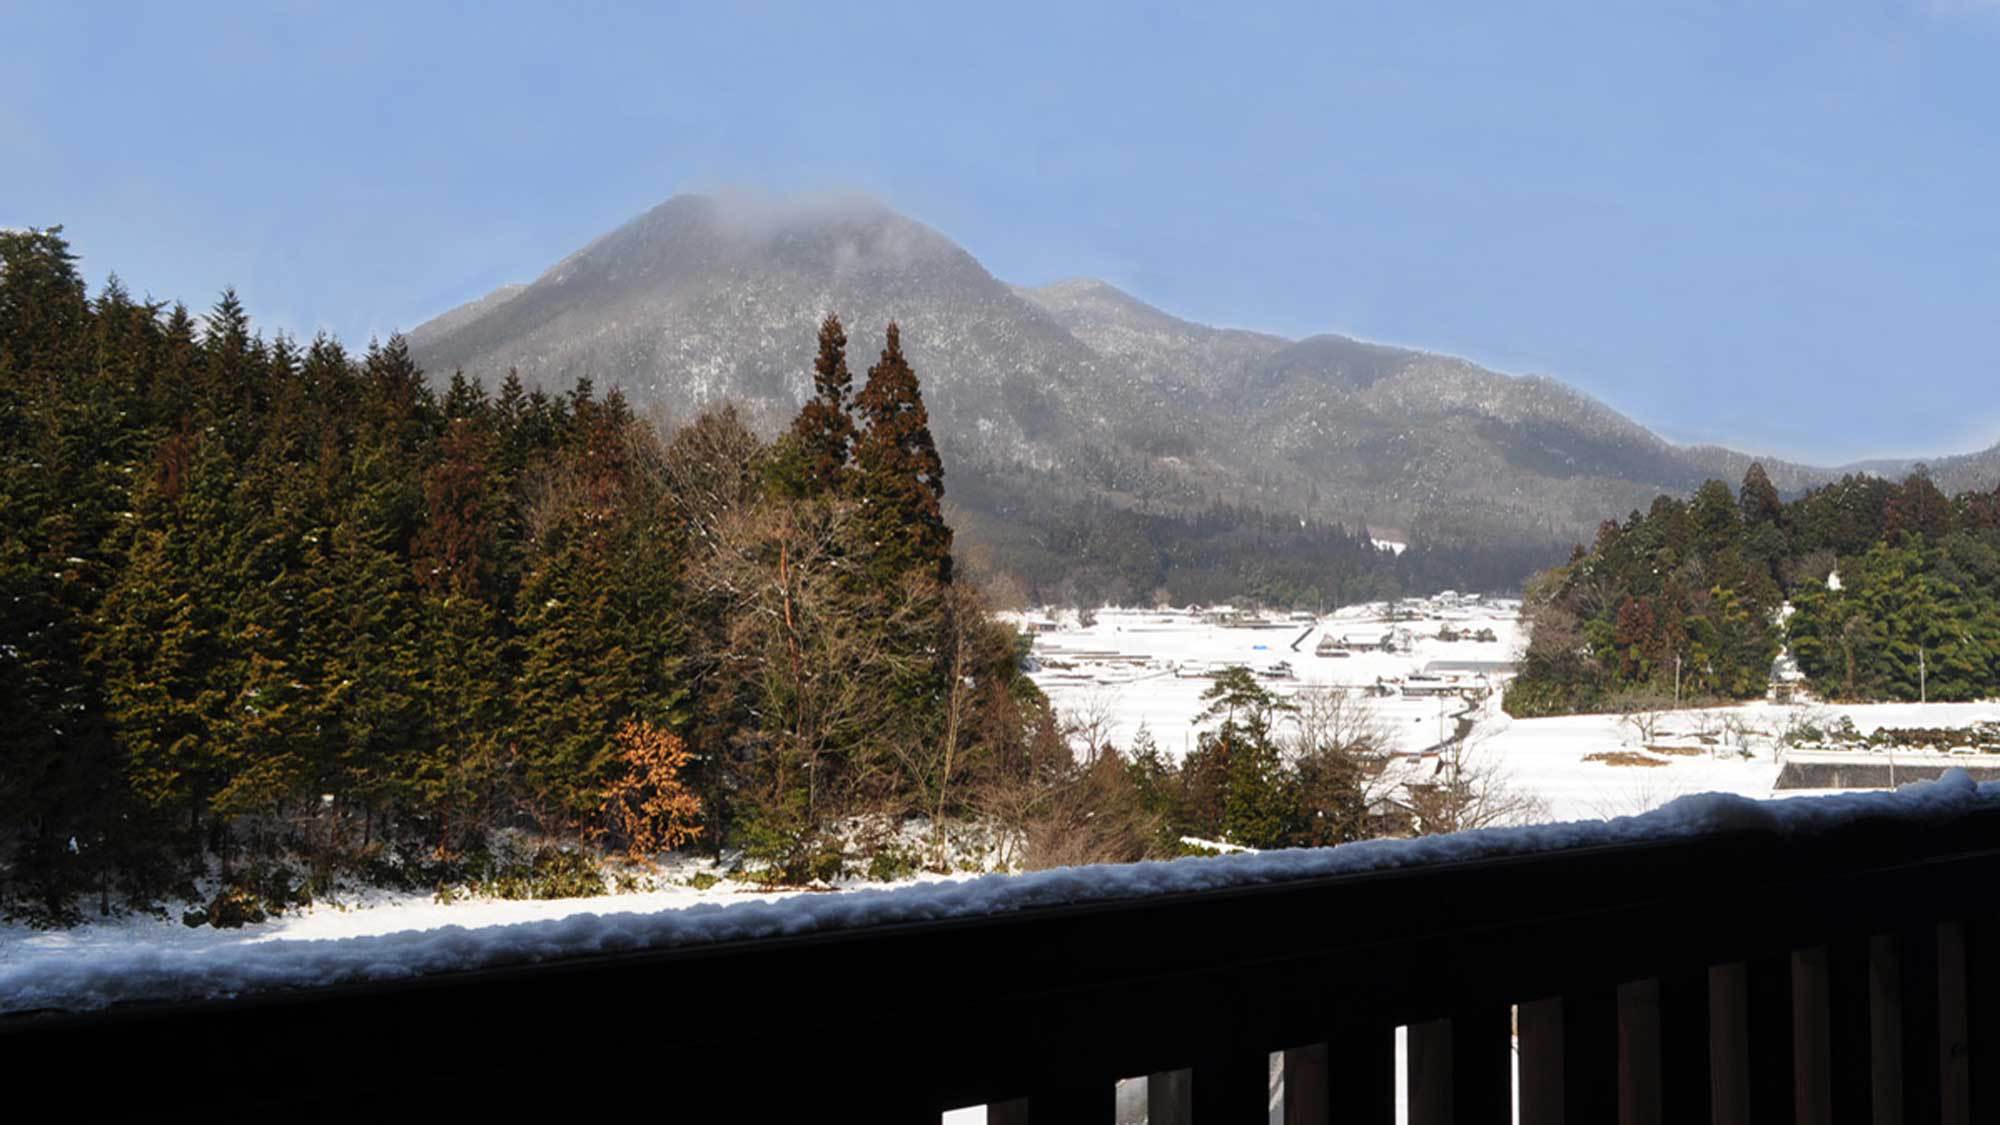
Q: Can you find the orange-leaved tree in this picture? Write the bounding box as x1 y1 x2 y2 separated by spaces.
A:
599 720 702 858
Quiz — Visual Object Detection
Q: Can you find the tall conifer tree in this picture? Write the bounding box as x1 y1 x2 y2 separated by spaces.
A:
853 323 951 583
783 313 857 496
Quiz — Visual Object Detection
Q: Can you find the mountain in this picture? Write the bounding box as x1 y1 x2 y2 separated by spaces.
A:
411 282 526 343
1840 444 2000 497
1014 277 1288 401
1020 278 1833 543
412 196 1188 462
409 192 1997 591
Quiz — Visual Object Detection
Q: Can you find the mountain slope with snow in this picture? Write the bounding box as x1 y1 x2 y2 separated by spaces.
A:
410 193 1997 564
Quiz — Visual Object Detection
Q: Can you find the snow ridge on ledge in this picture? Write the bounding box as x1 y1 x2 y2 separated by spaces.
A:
7 773 1996 1015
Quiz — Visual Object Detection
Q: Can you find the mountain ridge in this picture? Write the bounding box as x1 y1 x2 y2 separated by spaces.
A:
409 192 1998 579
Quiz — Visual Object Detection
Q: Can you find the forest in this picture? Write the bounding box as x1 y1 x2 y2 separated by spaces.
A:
3 227 1463 928
950 462 1561 613
0 228 1087 923
1505 463 2000 717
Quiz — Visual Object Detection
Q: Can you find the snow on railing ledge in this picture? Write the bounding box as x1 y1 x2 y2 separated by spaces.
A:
6 771 1997 1016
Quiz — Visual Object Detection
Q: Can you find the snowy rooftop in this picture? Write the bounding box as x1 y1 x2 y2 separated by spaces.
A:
5 772 1996 1016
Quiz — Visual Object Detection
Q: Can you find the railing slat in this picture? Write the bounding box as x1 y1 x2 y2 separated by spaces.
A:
1939 921 1971 1125
1617 979 1663 1125
999 1081 1114 1124
1281 1043 1328 1125
1970 916 2000 1121
1710 962 1751 1125
1746 954 1795 1124
1408 1018 1453 1125
1324 1022 1395 1125
1826 939 1872 1125
1900 926 1943 1124
1792 948 1833 1125
1564 988 1617 1122
1409 1008 1511 1125
1657 970 1710 1125
1461 1005 1514 1125
1517 997 1563 1125
1871 933 1905 1125
1192 1050 1269 1123
1147 1069 1192 1125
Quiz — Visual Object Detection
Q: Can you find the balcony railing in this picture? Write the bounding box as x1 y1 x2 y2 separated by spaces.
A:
6 787 1998 1122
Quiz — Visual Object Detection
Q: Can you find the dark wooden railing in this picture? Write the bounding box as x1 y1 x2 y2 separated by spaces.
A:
7 800 1999 1122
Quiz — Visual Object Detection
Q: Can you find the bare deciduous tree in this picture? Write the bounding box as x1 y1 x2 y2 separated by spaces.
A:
1617 704 1667 745
1288 686 1391 761
878 577 993 867
1405 726 1549 836
1284 687 1399 845
1063 692 1120 766
659 405 764 561
700 496 923 831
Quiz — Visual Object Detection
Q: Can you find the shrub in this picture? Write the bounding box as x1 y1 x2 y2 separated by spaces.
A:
186 886 267 929
865 844 921 883
476 844 608 901
599 720 703 859
736 807 847 887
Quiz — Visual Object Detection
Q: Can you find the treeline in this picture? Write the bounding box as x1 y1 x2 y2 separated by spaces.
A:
952 464 1561 610
1506 463 2000 716
0 228 1075 921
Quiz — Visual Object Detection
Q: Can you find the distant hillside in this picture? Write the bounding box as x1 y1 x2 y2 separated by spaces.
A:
1015 277 1287 401
1853 443 2000 498
408 283 524 345
410 192 2000 593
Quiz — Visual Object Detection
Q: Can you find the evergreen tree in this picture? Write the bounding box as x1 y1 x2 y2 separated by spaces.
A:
408 416 510 851
0 228 130 913
314 484 429 835
1739 462 1783 527
100 432 242 850
512 405 685 828
779 313 857 496
0 227 89 375
1885 471 1953 542
1191 668 1297 848
853 323 951 584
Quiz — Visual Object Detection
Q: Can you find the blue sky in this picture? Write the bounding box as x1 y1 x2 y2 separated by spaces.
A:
5 1 1997 464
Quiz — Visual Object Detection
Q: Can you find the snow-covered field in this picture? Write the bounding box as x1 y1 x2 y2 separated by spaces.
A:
1482 697 2000 822
1009 598 2000 824
1011 596 1527 756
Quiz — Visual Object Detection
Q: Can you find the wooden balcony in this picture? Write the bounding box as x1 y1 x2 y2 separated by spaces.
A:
6 795 1998 1122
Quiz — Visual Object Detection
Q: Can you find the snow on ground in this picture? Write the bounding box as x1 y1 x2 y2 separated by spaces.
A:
1008 599 2000 824
7 770 1996 1016
0 864 951 1014
1477 709 1775 822
1012 596 1525 759
1483 697 2000 822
